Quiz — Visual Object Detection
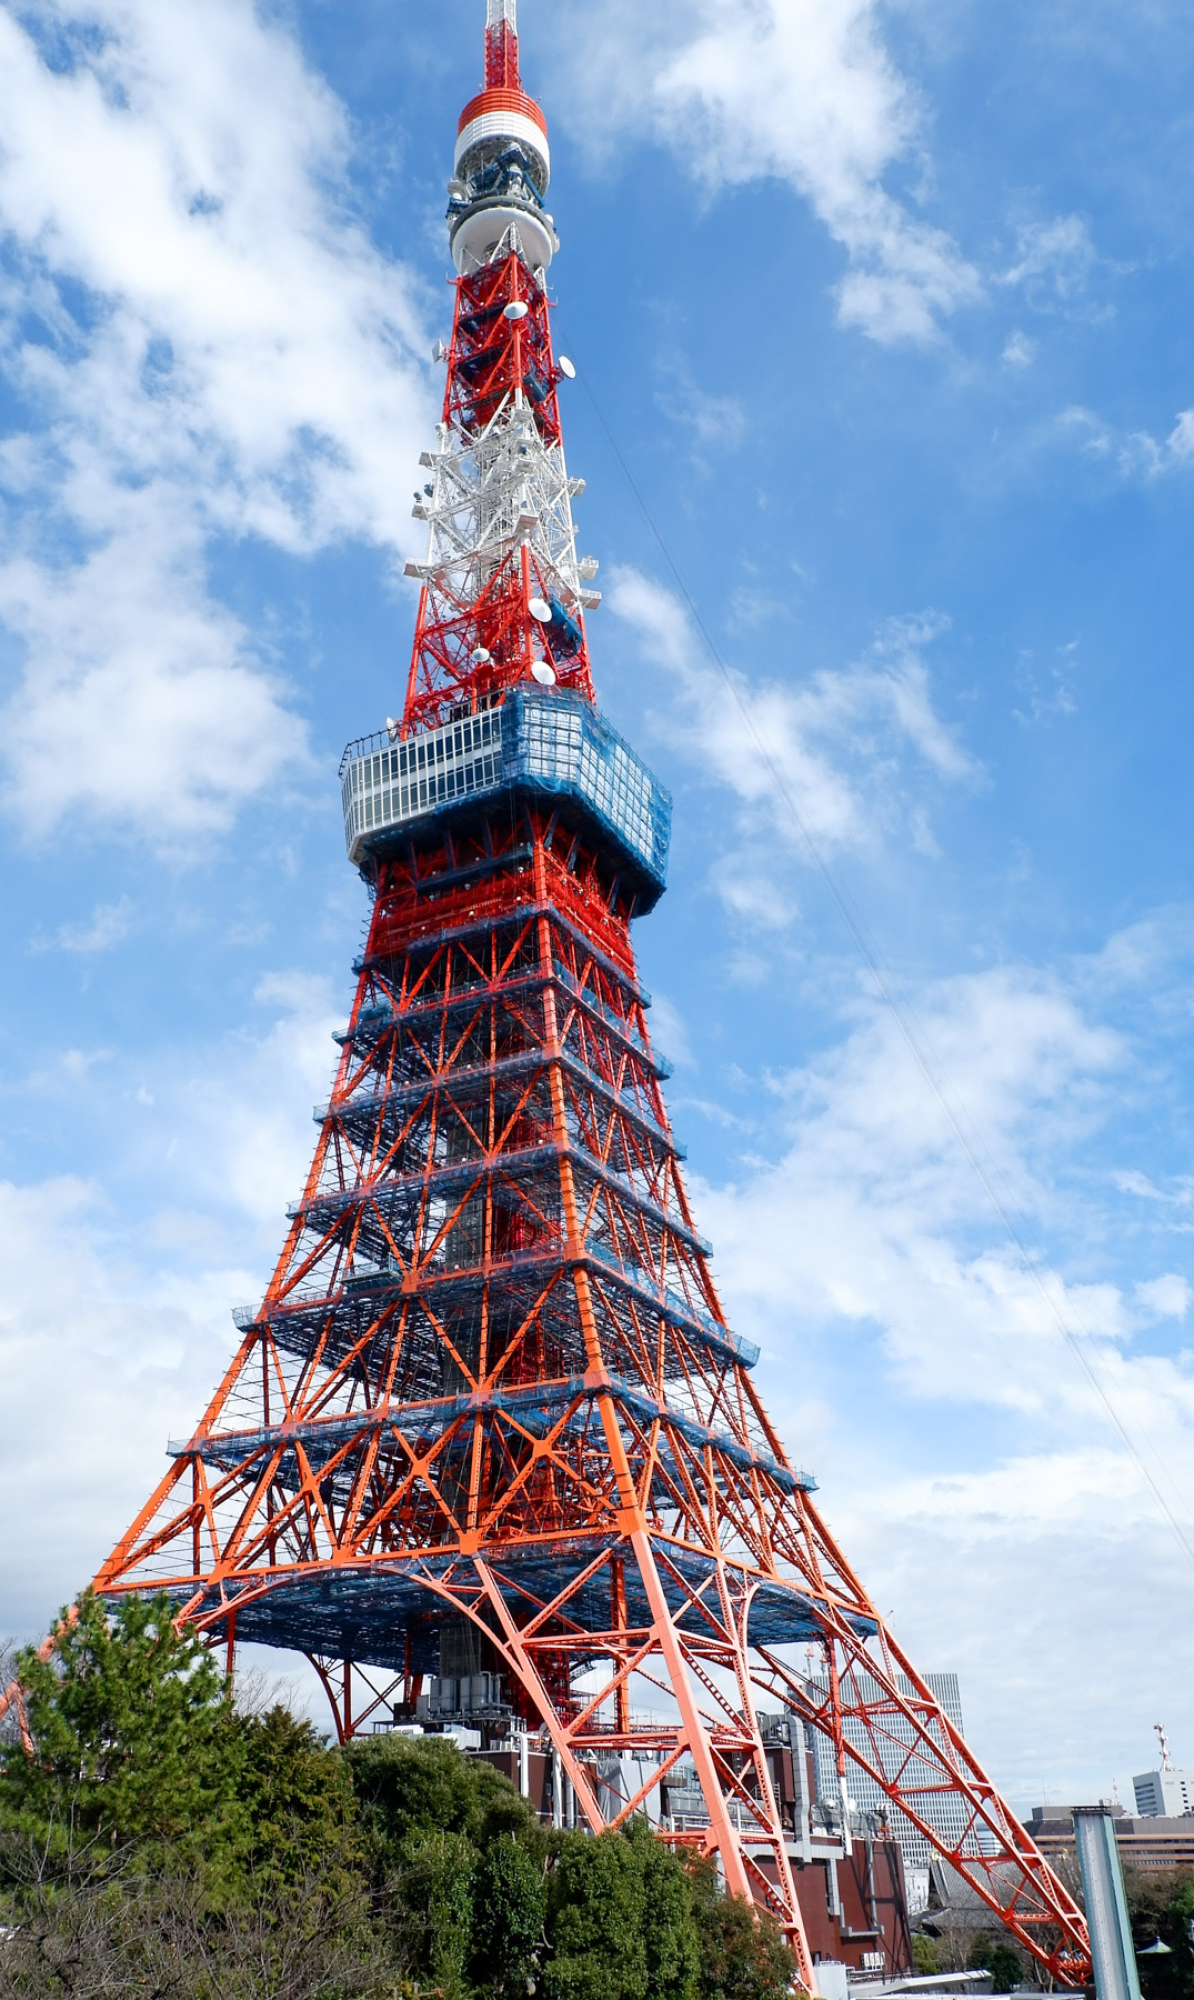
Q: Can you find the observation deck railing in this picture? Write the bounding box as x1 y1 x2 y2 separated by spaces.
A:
340 685 671 899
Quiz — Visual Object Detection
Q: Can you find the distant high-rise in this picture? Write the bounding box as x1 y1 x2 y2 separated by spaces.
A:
1133 1768 1193 1818
810 1671 976 1868
1134 1726 1192 1818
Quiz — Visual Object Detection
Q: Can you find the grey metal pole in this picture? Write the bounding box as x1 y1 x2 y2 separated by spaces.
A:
1073 1806 1142 2000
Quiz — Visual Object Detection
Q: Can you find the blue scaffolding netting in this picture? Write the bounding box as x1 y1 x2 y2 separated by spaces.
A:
341 686 672 900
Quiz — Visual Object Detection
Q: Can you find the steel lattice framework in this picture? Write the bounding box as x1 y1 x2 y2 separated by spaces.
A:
1 4 1091 1990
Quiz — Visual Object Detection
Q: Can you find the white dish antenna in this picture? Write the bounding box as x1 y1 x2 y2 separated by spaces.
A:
531 661 557 686
528 596 552 623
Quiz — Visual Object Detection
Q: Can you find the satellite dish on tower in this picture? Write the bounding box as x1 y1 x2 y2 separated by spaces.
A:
528 596 552 623
557 356 576 379
504 301 529 321
531 661 556 686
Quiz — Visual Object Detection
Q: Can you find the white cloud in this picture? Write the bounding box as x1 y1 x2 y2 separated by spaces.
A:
607 569 976 897
1136 1273 1192 1322
0 969 341 1636
1001 329 1034 369
1003 215 1097 303
1013 643 1079 728
686 938 1194 1791
1117 409 1194 477
1169 411 1194 463
655 361 747 453
548 0 979 345
836 1449 1193 1802
647 990 696 1069
0 0 434 843
0 1174 245 1632
1060 403 1194 481
32 894 134 954
701 962 1130 1409
171 970 343 1231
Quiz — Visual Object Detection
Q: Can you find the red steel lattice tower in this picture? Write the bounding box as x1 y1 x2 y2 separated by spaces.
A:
2 4 1091 1987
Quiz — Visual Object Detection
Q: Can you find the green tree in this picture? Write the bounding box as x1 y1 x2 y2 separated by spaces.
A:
540 1820 698 2000
237 1704 362 1892
632 1818 699 2000
1125 1868 1194 2000
911 1934 939 1975
344 1731 538 1873
470 1836 548 1995
0 1590 244 1867
688 1859 795 2000
968 1935 1024 1993
543 1827 650 2000
388 1825 476 2000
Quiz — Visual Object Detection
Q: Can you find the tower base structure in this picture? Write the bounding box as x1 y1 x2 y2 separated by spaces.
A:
3 798 1090 1989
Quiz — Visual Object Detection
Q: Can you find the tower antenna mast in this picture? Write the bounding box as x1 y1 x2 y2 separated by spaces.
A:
486 0 521 87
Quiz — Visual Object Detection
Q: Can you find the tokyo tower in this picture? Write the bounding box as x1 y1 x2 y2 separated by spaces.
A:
3 4 1090 1987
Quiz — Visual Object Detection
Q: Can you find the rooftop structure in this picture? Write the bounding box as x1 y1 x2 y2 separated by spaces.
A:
1133 1771 1194 1818
1026 1804 1194 1871
1133 1733 1194 1819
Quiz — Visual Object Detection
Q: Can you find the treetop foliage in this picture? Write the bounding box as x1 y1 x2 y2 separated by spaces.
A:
0 1590 799 2000
1 1590 243 1863
1126 1869 1194 2000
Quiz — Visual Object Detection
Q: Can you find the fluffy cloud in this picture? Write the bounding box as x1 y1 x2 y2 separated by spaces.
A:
31 893 134 954
548 0 979 344
0 970 340 1638
1060 403 1194 480
0 0 434 842
0 1174 242 1630
1002 214 1097 305
682 941 1194 1795
607 567 975 893
699 962 1130 1407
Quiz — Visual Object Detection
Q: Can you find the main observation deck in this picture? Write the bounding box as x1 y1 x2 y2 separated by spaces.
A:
340 685 672 908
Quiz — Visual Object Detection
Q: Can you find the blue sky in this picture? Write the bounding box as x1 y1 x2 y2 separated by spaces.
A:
1 0 1193 1811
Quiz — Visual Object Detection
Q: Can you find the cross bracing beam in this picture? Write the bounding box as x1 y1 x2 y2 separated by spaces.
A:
237 1242 757 1374
338 968 670 1078
105 1533 863 1668
351 905 654 1028
287 1139 713 1261
169 1374 812 1495
353 890 653 1012
317 1043 681 1160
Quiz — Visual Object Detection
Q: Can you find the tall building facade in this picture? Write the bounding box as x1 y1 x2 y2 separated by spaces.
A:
1133 1769 1194 1817
810 1672 974 1871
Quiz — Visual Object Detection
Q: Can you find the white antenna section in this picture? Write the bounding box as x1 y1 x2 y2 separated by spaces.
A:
487 0 517 27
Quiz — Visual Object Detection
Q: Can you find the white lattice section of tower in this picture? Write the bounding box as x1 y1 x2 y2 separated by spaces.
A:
410 401 598 620
487 0 517 25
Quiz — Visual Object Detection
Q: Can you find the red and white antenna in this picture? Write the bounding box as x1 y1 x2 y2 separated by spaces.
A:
485 0 520 87
452 0 552 278
1156 1723 1175 1771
